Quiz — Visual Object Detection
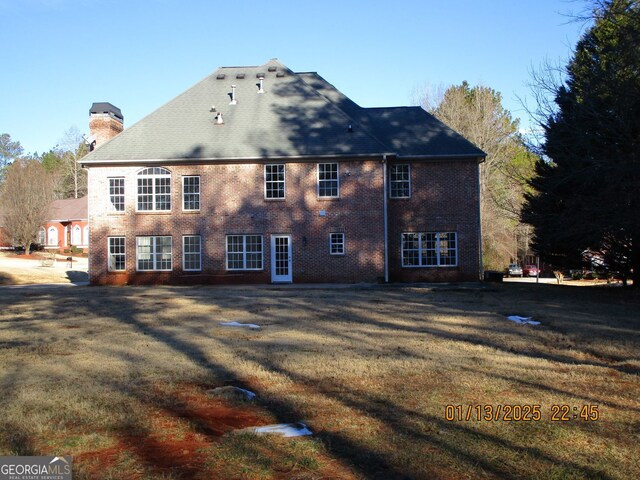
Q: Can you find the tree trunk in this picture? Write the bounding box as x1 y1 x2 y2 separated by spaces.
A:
25 242 31 256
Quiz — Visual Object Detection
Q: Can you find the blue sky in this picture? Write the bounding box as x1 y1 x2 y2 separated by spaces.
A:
0 0 587 155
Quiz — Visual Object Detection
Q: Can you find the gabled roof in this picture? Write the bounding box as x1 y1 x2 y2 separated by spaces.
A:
47 196 88 222
82 59 485 164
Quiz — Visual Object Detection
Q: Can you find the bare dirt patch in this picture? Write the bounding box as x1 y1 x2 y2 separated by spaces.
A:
0 283 638 479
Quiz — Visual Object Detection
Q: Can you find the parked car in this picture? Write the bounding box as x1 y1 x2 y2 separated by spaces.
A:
523 265 539 277
506 264 523 277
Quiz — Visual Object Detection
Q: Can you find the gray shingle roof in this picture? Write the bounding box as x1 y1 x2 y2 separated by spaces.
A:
82 60 485 164
47 196 88 222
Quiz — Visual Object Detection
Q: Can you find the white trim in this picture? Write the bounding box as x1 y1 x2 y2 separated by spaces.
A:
401 232 458 268
225 234 264 271
135 236 173 271
108 177 125 213
182 235 202 271
264 164 286 200
108 236 126 272
389 164 411 199
329 232 345 255
317 162 340 198
47 227 58 246
270 234 292 283
135 167 172 212
182 175 201 212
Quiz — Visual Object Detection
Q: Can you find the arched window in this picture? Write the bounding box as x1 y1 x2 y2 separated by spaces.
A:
37 227 46 245
47 227 58 246
83 226 89 245
137 167 171 211
72 225 82 245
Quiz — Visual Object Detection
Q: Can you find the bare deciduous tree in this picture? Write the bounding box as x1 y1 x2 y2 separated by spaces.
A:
58 127 88 199
0 159 55 254
415 82 537 269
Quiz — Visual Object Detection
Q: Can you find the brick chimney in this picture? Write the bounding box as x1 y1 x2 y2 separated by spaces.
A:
88 102 123 150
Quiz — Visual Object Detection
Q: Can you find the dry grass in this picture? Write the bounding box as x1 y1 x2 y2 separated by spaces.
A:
0 283 638 479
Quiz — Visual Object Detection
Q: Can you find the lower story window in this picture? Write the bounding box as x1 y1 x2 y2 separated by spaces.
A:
330 232 345 255
402 232 457 267
136 236 172 271
108 237 126 271
226 235 263 270
183 235 202 271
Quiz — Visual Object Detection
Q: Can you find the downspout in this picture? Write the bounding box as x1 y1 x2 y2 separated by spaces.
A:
477 160 483 280
383 155 389 283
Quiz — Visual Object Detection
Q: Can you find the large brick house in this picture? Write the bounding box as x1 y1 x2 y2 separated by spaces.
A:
81 59 485 285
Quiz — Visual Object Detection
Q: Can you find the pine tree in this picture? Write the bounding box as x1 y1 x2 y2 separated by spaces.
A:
523 0 640 286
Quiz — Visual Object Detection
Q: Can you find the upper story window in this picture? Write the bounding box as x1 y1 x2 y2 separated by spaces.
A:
402 232 457 267
264 164 285 199
389 164 411 198
137 167 171 211
182 176 200 211
109 177 125 212
318 163 339 198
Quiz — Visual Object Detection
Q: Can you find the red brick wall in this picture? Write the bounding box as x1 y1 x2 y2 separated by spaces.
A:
87 158 480 285
89 114 123 148
88 160 386 285
43 221 89 252
388 160 481 282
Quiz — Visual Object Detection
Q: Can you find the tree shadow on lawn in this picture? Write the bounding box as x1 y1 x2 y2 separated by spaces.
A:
0 285 636 479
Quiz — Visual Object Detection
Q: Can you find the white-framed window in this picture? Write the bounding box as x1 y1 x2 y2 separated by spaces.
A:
182 176 200 211
136 236 172 271
264 164 285 199
226 235 263 270
329 232 345 255
108 237 126 271
402 232 457 267
182 235 202 271
47 227 58 246
109 177 125 212
37 227 45 245
389 164 411 198
83 226 89 245
318 163 339 198
137 167 171 211
72 225 82 245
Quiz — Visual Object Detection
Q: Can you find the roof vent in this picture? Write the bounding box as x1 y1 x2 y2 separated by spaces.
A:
236 73 245 79
229 85 237 105
268 66 277 72
276 72 285 78
216 74 226 80
215 112 224 125
257 76 265 94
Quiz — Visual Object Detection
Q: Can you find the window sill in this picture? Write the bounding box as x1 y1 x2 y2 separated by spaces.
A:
181 210 201 214
264 198 286 202
390 196 412 200
134 211 172 215
318 197 340 201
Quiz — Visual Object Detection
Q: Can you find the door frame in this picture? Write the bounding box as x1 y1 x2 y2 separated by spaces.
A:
270 234 292 283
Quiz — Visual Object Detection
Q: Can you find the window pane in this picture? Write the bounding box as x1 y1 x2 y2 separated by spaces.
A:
136 237 153 270
109 178 125 212
108 237 125 271
183 176 200 210
330 233 345 254
226 235 262 270
265 165 285 199
402 233 420 266
183 235 201 271
390 164 410 198
319 163 339 197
